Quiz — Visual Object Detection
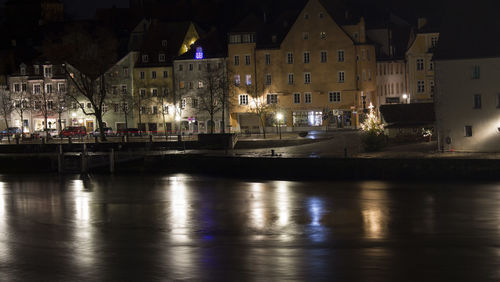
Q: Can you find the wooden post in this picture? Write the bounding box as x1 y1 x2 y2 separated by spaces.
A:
110 148 115 173
58 144 63 173
81 143 87 173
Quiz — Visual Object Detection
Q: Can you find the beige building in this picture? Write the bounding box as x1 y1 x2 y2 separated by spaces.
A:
406 18 439 103
227 0 376 133
133 21 200 134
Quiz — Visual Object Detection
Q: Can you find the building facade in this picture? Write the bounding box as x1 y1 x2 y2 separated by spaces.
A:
173 47 228 134
406 19 439 103
227 0 376 133
133 21 200 134
7 62 68 133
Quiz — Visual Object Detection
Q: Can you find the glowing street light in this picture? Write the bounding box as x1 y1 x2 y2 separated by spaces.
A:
402 93 409 104
276 113 283 140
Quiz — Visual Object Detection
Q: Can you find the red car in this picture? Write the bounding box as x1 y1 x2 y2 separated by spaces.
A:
60 126 87 137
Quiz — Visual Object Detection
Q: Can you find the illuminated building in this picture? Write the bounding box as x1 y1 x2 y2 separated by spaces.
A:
227 0 377 133
133 21 200 133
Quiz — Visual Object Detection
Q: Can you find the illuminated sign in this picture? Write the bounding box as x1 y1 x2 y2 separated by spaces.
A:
195 47 204 60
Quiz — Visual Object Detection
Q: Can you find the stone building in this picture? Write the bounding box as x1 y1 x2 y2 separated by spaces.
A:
133 21 200 134
173 32 228 134
434 4 500 152
227 0 377 133
406 18 439 103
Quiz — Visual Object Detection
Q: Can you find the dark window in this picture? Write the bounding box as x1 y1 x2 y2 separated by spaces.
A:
473 94 481 109
465 125 472 137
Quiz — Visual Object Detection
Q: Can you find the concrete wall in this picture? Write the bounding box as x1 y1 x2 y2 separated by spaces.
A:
435 57 500 152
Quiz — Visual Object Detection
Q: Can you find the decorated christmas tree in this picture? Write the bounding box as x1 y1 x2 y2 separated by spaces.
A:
361 103 384 135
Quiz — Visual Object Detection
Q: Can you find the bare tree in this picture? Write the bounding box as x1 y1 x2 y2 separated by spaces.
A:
112 86 133 135
54 87 69 134
43 24 119 141
0 87 14 143
198 62 226 134
13 87 32 139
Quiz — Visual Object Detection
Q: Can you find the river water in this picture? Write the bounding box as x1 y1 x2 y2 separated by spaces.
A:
0 174 499 281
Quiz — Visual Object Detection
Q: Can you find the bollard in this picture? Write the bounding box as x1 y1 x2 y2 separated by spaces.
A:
149 135 153 143
58 144 63 173
271 149 275 156
110 148 115 173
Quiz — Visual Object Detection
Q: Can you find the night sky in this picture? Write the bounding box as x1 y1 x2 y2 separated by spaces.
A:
0 0 445 21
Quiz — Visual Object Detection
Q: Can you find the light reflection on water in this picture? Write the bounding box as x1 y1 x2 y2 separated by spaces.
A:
0 175 499 280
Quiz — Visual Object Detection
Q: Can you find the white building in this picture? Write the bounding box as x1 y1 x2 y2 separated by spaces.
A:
434 3 498 152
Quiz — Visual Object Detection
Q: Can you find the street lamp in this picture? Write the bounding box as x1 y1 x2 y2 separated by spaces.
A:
402 93 408 104
276 113 283 140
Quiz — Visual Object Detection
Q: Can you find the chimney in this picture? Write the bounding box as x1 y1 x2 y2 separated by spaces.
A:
417 17 427 30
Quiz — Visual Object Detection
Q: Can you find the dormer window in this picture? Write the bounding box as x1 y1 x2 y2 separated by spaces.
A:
43 66 52 78
20 64 26 75
159 53 165 62
142 55 149 63
271 35 277 43
161 40 167 47
34 65 40 75
320 32 327 39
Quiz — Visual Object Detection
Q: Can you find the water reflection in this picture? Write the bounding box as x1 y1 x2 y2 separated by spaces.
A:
360 181 389 239
250 183 265 230
71 179 95 269
275 182 290 227
307 197 327 242
167 175 190 243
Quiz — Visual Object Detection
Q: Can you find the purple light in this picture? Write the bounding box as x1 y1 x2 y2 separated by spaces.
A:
195 47 204 60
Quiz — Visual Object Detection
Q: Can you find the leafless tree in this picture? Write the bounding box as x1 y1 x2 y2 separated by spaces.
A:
0 87 14 143
13 87 32 139
197 62 226 134
43 23 119 141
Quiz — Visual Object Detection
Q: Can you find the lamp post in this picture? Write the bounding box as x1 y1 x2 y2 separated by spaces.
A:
402 93 408 104
276 113 283 140
175 115 181 142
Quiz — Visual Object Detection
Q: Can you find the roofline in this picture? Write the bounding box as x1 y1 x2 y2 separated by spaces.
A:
434 55 500 62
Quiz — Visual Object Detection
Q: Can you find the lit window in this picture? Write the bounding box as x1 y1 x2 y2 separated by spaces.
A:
234 75 240 86
198 81 203 88
245 74 252 85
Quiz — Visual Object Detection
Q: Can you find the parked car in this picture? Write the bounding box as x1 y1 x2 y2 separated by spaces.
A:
0 127 21 137
91 127 114 137
117 128 143 137
34 129 59 138
60 126 87 137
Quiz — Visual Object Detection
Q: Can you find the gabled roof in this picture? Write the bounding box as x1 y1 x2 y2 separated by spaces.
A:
434 4 500 61
229 0 363 48
176 29 227 60
380 103 435 127
135 21 195 67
